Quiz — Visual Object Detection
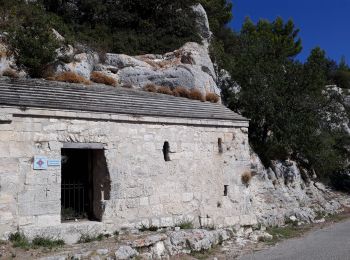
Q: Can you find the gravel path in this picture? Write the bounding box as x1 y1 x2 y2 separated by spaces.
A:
239 219 350 260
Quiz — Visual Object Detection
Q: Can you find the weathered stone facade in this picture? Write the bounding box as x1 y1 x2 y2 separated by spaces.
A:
0 105 252 243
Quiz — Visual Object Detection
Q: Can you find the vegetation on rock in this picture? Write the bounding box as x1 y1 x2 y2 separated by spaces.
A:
90 71 117 86
203 2 350 182
53 71 91 85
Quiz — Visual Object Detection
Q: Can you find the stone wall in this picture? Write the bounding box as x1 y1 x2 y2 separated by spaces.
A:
0 106 253 242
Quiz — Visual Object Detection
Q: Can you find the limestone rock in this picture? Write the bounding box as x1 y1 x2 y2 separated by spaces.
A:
0 40 25 77
248 230 273 242
191 3 212 43
130 234 167 248
55 52 99 78
52 29 65 42
96 248 109 255
115 42 219 94
50 40 220 94
56 45 75 63
249 152 343 227
115 246 138 260
105 54 152 69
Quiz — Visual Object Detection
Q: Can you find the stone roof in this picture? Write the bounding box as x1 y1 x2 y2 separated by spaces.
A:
0 78 248 122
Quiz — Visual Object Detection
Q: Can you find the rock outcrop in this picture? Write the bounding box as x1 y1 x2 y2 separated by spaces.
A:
34 227 272 260
50 41 220 96
46 3 219 94
0 36 25 77
249 153 344 227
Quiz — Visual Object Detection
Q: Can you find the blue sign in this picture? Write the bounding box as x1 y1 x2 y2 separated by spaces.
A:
33 156 48 170
48 159 61 167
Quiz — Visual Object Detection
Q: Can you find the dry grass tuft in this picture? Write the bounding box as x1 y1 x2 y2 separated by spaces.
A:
206 92 220 103
0 50 6 59
173 86 190 98
54 72 91 85
157 86 173 96
143 83 158 93
2 68 19 78
121 83 133 89
241 171 252 186
90 71 117 86
188 88 205 101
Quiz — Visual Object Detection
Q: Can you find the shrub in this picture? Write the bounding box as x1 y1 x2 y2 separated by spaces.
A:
157 86 173 96
121 83 133 89
9 232 30 249
54 72 91 85
205 92 220 103
2 68 19 78
78 233 104 243
6 3 60 78
90 71 117 86
143 83 158 93
177 219 194 230
32 236 65 249
139 224 158 232
188 88 205 101
241 171 252 186
173 86 190 98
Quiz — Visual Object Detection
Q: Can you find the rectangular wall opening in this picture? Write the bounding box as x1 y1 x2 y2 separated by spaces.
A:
61 148 110 222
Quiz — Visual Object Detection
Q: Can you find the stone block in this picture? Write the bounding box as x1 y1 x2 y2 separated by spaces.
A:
182 193 194 202
149 195 160 205
143 134 154 141
140 197 149 206
125 199 138 209
239 215 258 226
224 216 240 226
0 142 9 158
35 215 61 227
151 218 160 227
18 201 60 216
0 158 19 174
160 217 173 227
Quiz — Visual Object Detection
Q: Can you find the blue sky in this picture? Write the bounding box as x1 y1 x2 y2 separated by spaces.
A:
229 0 350 63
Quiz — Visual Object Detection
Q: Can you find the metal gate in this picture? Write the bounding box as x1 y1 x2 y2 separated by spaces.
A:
61 181 87 221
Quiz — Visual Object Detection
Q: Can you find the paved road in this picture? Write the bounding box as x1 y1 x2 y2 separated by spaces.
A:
239 219 350 260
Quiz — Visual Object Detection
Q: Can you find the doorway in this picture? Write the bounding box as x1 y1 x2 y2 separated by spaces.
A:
61 148 110 222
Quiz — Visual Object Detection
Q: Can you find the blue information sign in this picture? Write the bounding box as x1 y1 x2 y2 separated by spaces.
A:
48 159 61 167
33 156 48 170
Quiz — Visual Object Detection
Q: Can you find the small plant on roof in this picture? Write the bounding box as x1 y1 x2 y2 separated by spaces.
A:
90 71 117 86
121 83 133 88
189 88 205 101
2 68 19 78
157 86 173 95
54 71 91 85
143 83 157 93
205 92 220 103
173 86 190 98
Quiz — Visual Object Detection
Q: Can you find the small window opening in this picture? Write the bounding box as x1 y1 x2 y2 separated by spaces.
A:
163 141 171 161
218 138 223 154
224 185 229 196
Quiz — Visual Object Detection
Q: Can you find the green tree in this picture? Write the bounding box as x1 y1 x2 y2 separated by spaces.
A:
223 18 348 178
41 0 200 54
2 1 60 77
